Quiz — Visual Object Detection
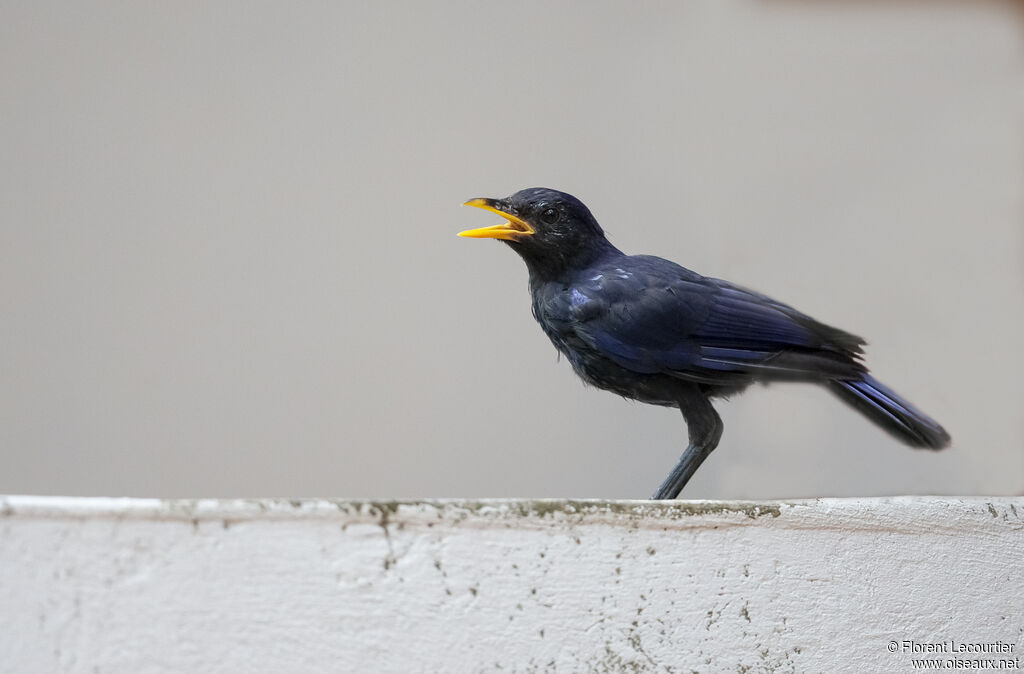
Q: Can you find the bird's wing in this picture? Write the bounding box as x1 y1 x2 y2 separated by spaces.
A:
557 257 864 384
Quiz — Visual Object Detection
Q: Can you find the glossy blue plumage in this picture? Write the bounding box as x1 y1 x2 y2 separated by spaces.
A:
533 251 864 392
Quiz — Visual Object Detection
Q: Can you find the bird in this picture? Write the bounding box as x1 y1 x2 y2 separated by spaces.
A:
457 187 950 499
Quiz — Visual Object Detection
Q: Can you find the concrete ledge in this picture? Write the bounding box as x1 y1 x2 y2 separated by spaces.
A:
2 496 1022 673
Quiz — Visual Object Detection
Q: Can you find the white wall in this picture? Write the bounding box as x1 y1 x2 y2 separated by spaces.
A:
3 496 1022 673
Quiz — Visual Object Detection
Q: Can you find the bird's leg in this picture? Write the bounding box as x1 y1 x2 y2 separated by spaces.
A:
650 443 711 500
651 393 723 500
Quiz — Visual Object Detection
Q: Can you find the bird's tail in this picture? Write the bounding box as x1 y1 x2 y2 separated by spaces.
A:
828 374 950 449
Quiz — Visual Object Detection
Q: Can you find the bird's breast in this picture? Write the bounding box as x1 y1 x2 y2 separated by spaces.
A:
529 283 681 407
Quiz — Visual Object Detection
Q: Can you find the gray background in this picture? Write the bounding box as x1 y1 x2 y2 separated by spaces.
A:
2 2 1022 500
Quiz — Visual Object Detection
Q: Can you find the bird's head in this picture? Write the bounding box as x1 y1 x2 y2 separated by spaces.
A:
458 188 614 278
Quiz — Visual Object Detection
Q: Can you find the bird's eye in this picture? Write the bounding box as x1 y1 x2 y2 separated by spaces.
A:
540 207 559 225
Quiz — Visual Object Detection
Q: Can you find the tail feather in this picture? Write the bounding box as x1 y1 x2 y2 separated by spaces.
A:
828 374 950 450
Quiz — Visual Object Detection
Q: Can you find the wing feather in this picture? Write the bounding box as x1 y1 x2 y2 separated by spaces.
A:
563 256 864 383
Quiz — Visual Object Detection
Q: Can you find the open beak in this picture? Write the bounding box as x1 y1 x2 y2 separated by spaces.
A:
458 198 535 241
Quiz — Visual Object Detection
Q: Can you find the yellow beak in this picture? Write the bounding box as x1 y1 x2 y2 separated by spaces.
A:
458 198 535 240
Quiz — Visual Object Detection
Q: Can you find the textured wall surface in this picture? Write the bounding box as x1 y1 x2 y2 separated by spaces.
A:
2 496 1022 673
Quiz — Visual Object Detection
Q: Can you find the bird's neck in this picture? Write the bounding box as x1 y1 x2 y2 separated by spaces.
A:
522 239 623 285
